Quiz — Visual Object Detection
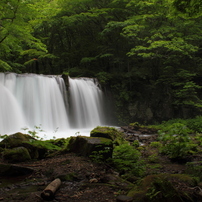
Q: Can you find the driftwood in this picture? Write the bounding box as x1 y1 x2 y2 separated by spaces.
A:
41 178 62 200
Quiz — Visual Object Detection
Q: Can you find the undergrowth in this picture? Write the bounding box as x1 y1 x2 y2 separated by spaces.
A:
112 143 146 177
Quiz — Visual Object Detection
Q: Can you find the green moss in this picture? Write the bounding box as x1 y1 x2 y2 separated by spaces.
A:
49 138 69 148
3 147 31 163
90 126 126 145
62 72 69 76
0 133 68 160
0 133 35 148
28 140 61 151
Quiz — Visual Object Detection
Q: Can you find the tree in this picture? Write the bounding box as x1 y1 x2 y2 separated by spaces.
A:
2 0 202 123
38 0 202 121
173 0 202 16
0 0 58 72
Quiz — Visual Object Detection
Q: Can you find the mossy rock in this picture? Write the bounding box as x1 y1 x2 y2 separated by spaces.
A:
127 174 197 202
67 136 113 159
21 142 48 159
0 133 35 148
25 140 62 159
0 133 63 160
2 147 31 163
90 126 126 145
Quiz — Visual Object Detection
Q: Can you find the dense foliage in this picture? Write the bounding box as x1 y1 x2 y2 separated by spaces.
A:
1 0 202 124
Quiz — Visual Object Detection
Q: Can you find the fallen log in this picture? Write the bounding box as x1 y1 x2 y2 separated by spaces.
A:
41 178 62 200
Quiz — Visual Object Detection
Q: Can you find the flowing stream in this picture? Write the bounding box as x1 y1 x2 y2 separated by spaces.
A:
0 73 106 139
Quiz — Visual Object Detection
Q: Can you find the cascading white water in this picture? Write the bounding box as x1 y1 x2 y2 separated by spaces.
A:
0 73 107 139
68 77 105 128
0 84 26 134
0 73 69 136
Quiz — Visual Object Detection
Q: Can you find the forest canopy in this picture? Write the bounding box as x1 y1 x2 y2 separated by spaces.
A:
1 0 202 124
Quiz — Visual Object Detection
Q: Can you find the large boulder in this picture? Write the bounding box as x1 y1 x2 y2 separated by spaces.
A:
67 136 113 159
0 132 35 148
90 126 126 145
0 133 61 161
2 147 31 163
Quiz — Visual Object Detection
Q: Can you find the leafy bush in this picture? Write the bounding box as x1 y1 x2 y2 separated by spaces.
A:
158 123 197 159
157 119 187 132
90 146 112 163
186 116 202 133
112 143 145 177
194 133 202 146
157 116 202 133
149 141 163 149
96 71 112 85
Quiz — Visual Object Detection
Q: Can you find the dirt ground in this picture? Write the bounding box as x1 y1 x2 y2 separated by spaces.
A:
0 151 191 202
0 153 123 202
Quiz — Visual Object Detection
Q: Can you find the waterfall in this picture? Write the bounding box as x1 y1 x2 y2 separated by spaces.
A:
0 73 69 136
68 77 105 128
0 73 106 139
0 84 26 134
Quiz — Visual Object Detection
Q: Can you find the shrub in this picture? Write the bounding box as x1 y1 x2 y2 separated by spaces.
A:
158 123 196 159
186 116 202 133
112 143 145 177
149 141 163 149
156 116 202 133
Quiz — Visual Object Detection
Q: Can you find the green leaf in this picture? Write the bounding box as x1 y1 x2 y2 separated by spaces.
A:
0 60 12 71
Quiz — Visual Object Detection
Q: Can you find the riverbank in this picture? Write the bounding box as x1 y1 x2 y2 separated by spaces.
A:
1 124 202 202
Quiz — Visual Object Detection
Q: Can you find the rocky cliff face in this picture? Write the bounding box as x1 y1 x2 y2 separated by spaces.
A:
114 86 200 125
